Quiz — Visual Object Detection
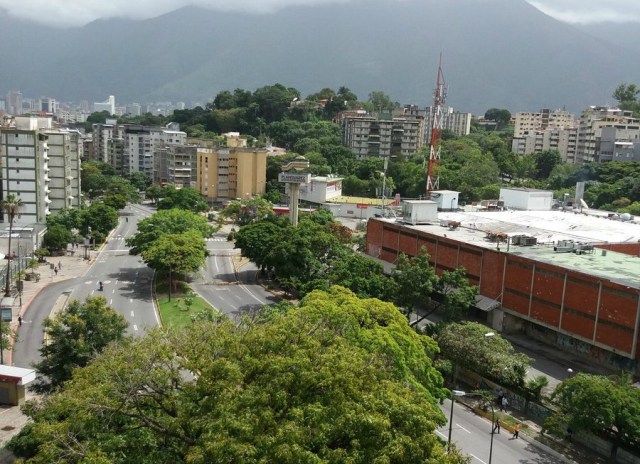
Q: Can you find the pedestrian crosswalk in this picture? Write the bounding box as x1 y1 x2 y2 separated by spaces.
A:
111 235 226 242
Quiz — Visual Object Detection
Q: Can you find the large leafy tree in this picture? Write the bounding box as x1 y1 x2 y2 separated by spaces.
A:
437 322 531 387
234 217 288 272
327 252 390 300
545 373 640 461
126 209 216 255
613 83 640 116
221 196 274 225
141 230 207 289
42 224 73 252
82 202 118 237
156 186 209 213
9 287 467 464
31 296 128 394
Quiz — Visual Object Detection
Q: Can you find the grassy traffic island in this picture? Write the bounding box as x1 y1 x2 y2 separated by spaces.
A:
155 279 220 328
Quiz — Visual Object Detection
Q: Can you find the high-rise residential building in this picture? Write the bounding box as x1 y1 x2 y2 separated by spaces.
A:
154 145 197 187
576 106 640 163
43 129 83 212
340 110 424 159
512 128 579 163
196 146 267 201
424 106 472 142
5 91 23 116
92 122 186 176
93 95 116 115
125 103 142 116
511 109 579 162
92 119 120 164
0 117 52 224
598 126 640 162
40 97 57 114
513 109 577 138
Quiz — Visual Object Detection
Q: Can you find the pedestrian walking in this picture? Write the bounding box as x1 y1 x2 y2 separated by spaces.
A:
58 261 62 270
500 396 508 411
54 267 58 276
492 419 501 434
512 423 521 439
18 316 22 326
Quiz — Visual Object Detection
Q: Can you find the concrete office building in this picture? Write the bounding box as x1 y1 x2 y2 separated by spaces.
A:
366 210 640 373
196 146 267 201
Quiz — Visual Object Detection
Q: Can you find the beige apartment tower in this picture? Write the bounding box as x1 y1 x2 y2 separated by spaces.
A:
197 147 267 201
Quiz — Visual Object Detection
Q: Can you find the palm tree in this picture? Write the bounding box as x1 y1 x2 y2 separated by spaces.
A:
2 194 24 297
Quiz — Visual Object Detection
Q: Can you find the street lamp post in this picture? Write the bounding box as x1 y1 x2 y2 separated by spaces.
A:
447 390 466 452
488 400 496 464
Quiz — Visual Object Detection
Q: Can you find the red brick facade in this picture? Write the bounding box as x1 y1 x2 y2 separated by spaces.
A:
366 219 640 361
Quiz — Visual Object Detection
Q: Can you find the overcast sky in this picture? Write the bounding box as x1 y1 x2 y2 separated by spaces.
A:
0 0 638 27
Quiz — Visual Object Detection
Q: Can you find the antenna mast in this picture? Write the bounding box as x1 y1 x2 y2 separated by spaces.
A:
426 54 446 198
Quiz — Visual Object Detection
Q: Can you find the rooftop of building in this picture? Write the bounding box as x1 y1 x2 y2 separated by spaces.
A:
380 209 640 288
329 196 396 206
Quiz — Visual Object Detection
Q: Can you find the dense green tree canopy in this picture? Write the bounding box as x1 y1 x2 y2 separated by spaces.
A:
127 209 215 255
42 224 73 252
437 322 531 387
545 373 640 460
390 249 477 321
9 287 467 464
30 296 128 394
221 196 274 225
140 230 207 280
156 187 209 213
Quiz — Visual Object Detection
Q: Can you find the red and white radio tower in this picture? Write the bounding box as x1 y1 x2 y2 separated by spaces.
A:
426 55 446 198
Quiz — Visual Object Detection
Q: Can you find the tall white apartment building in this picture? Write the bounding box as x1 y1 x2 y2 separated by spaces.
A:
424 106 472 142
513 109 577 137
93 122 186 176
44 129 83 212
92 119 120 163
93 95 116 115
511 128 579 163
576 107 640 163
340 111 424 159
0 117 52 224
511 109 579 162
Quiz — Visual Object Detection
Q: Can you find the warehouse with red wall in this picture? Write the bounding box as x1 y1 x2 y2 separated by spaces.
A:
367 218 640 370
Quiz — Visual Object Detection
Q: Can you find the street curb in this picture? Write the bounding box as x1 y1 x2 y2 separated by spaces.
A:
461 400 580 464
150 270 163 327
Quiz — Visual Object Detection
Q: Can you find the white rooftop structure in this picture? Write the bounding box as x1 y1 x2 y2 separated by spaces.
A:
433 210 640 246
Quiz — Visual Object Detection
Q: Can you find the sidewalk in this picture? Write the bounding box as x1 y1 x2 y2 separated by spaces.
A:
0 247 95 450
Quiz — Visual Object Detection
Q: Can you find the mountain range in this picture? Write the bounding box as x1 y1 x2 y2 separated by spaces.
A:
1 0 639 114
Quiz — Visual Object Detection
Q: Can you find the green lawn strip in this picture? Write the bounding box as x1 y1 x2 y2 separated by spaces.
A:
156 281 215 328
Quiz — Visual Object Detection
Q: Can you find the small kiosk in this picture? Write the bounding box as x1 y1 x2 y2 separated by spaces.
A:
0 366 36 405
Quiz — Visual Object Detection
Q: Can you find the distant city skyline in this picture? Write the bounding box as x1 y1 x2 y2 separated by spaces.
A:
0 0 638 27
